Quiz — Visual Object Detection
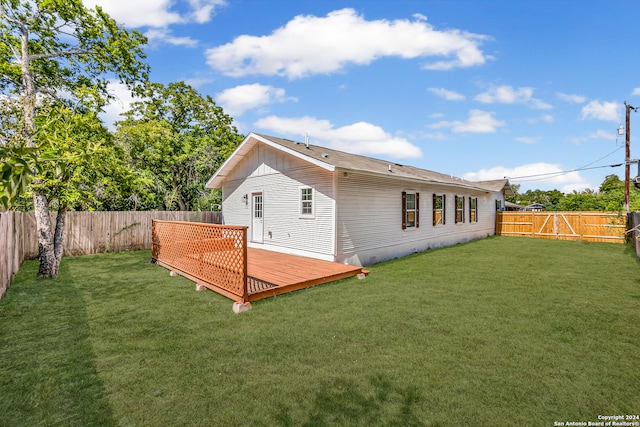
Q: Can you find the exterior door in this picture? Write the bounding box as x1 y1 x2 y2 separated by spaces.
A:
252 192 264 243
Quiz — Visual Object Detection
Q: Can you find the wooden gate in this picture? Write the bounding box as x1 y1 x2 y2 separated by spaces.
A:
496 212 626 243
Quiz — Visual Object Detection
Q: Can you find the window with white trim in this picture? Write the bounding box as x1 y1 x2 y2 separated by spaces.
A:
402 191 419 229
433 194 445 226
300 187 314 217
455 196 465 224
469 197 478 223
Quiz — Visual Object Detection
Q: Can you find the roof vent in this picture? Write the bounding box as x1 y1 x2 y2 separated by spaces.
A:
388 164 392 172
322 153 329 158
305 133 309 149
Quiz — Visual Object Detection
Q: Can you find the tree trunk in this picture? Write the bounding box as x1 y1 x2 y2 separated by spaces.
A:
172 171 188 211
33 192 58 277
176 193 188 211
20 22 59 278
53 206 67 269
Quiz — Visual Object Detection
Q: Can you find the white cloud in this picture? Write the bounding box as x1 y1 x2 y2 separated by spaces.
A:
99 80 137 130
527 114 554 124
428 87 465 101
254 115 423 159
557 92 586 103
182 77 215 88
580 100 620 122
463 163 591 193
215 84 297 117
188 0 223 23
475 85 552 109
144 28 198 47
205 8 489 79
589 129 616 140
83 0 225 27
515 137 540 144
632 88 640 96
570 129 617 145
430 109 505 133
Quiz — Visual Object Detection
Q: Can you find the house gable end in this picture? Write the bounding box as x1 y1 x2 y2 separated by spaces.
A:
225 141 319 182
206 133 334 188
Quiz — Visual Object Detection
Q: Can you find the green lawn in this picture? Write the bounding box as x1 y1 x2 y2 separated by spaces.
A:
1 236 639 426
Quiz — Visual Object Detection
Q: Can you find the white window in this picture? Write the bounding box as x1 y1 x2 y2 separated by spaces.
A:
469 197 478 223
300 187 314 217
433 194 445 226
455 196 465 224
402 192 419 229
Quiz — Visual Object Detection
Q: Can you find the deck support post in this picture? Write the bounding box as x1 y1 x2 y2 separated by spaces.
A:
241 228 249 303
233 301 251 314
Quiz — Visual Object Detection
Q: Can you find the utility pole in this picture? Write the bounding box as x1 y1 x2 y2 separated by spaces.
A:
624 102 638 212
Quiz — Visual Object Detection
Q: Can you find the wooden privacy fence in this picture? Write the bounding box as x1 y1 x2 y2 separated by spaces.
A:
152 220 249 303
496 211 626 243
21 210 221 258
0 212 26 300
0 210 221 300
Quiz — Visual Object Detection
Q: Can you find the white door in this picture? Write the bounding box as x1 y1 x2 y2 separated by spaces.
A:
252 192 264 243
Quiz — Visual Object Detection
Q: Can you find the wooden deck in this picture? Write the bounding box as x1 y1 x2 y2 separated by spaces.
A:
245 248 364 302
152 220 366 304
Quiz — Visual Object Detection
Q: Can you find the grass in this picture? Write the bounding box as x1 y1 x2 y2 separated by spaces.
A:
1 236 639 426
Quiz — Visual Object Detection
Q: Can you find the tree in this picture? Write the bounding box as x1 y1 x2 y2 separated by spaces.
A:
0 95 33 208
0 144 37 209
1 0 148 277
116 82 243 211
31 101 152 210
599 174 624 194
558 189 605 211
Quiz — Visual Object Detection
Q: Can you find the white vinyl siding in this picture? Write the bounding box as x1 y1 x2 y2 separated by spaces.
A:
221 143 334 257
336 173 499 265
218 139 505 266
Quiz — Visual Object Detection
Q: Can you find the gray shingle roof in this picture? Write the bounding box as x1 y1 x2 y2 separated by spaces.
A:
207 132 513 196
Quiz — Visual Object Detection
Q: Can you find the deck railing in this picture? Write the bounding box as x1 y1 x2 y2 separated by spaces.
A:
152 220 249 302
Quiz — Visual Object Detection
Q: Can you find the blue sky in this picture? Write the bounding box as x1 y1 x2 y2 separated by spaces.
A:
86 0 640 193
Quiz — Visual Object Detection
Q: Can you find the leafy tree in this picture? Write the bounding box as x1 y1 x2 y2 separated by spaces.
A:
27 101 152 211
116 81 243 211
0 96 33 208
506 183 520 204
558 189 605 211
599 174 624 193
0 144 37 209
1 0 148 277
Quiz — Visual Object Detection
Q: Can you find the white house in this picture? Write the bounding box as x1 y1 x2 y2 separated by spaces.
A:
206 133 513 266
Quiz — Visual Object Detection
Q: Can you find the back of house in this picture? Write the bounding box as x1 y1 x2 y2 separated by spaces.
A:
206 133 513 266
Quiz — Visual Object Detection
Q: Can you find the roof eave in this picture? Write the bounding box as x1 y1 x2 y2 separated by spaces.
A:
335 167 497 193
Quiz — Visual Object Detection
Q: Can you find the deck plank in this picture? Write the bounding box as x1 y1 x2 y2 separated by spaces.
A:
246 248 363 300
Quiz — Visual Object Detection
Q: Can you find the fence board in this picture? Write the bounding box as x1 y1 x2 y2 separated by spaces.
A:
0 211 221 300
496 211 626 243
1 212 24 300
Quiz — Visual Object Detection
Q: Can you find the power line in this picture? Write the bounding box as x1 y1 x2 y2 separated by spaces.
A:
508 162 623 183
507 146 625 183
